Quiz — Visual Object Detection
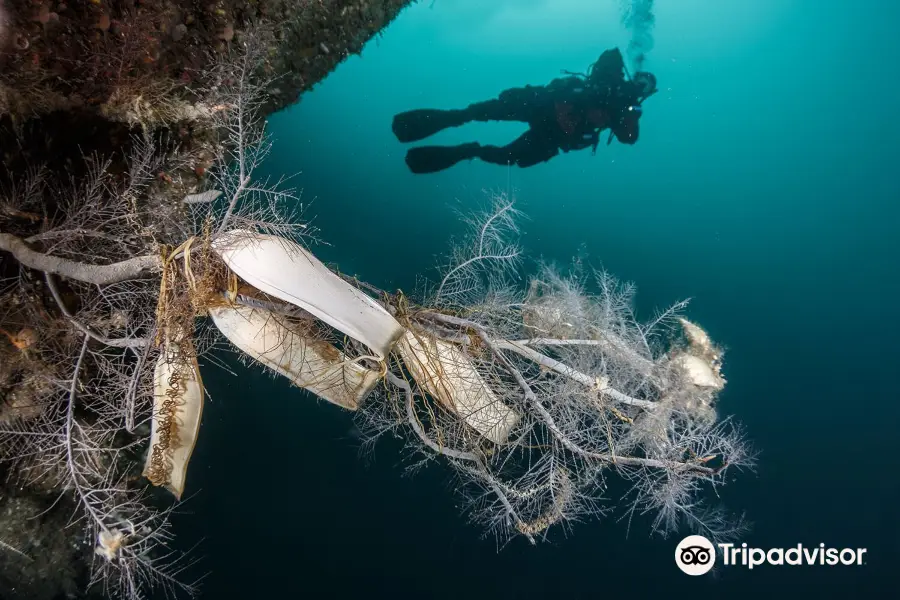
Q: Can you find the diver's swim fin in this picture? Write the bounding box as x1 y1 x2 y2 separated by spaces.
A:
392 109 468 143
405 143 481 174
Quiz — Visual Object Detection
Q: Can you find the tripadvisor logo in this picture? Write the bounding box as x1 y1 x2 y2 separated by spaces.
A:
675 535 868 575
675 535 716 575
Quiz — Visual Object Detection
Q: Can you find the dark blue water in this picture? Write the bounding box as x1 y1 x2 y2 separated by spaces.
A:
185 1 899 598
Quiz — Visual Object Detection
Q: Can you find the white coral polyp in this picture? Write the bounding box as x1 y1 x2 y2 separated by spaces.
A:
95 529 126 562
672 352 724 390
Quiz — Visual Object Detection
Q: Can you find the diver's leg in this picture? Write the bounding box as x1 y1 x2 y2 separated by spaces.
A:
393 85 549 142
404 143 482 174
404 129 558 173
392 108 472 143
464 85 547 122
476 129 559 168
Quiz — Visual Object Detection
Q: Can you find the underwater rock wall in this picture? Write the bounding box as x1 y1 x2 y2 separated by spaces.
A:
0 0 415 122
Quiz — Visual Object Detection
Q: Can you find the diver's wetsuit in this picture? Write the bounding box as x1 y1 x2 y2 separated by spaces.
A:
392 48 652 174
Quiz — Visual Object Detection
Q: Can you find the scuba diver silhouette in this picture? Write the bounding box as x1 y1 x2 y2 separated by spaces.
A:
391 48 657 174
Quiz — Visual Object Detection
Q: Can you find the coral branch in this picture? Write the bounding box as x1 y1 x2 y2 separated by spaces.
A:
0 232 160 286
44 273 149 348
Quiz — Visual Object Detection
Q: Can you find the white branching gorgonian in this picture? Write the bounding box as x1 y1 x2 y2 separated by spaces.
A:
355 193 755 547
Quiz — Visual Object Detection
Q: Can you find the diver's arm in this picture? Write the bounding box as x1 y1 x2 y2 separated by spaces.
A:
610 110 640 145
615 121 639 144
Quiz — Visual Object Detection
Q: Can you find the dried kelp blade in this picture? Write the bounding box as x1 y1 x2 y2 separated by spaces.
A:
212 230 404 360
210 304 382 410
396 330 520 445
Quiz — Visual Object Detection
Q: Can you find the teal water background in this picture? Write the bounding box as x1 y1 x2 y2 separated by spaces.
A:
186 1 899 597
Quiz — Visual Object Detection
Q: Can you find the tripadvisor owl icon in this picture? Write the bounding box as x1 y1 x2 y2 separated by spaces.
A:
676 535 716 575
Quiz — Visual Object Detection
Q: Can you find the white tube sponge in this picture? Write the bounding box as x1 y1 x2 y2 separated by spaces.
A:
209 304 382 410
672 318 726 390
396 330 520 445
678 318 719 360
671 353 724 390
143 340 204 499
212 230 405 360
